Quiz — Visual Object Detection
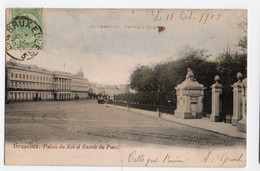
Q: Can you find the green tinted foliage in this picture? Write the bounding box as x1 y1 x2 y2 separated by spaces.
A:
125 48 247 115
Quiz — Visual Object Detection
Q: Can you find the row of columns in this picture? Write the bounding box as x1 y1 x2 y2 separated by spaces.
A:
56 93 71 100
55 78 71 90
8 91 54 101
210 73 247 132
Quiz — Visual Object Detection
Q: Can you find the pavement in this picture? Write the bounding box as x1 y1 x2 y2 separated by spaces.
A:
108 104 246 139
4 100 246 166
5 100 246 148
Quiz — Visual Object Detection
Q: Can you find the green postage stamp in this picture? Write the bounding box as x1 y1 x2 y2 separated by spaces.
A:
6 8 44 61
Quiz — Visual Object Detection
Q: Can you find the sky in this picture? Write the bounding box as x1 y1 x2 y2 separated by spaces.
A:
7 9 247 84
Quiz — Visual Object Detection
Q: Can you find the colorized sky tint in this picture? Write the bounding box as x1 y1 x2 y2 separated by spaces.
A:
7 9 247 84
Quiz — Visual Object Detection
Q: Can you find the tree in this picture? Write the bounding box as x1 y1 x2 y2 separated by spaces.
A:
237 17 247 53
129 49 217 113
238 36 247 53
215 51 247 115
130 66 157 92
127 46 247 117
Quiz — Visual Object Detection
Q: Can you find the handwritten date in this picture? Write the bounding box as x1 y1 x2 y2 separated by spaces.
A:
152 9 222 24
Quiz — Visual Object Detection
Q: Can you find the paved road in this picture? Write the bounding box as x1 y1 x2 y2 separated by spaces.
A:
5 100 246 148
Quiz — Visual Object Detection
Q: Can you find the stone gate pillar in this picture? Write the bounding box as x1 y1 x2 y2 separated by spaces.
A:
210 75 223 122
174 68 206 119
237 78 247 132
231 72 243 126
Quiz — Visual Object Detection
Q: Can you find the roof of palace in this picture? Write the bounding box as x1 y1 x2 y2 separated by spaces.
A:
6 60 88 81
7 60 50 72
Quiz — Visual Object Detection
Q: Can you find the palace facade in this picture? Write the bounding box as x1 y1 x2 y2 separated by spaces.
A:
5 61 90 101
91 84 134 99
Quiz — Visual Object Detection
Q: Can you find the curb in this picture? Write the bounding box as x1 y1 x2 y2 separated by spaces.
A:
108 104 246 139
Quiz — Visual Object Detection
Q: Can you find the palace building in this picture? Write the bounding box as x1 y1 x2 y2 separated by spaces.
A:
5 61 90 101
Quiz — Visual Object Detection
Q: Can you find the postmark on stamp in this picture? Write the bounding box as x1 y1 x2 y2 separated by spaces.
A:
6 9 44 61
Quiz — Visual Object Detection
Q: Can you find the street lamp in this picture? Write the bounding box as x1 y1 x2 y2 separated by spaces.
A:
127 91 129 110
168 100 171 114
113 93 115 107
168 100 171 108
157 88 161 117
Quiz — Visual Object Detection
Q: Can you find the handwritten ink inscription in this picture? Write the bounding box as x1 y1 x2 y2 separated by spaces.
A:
127 150 244 167
89 10 222 32
128 151 187 166
201 151 244 167
152 9 221 24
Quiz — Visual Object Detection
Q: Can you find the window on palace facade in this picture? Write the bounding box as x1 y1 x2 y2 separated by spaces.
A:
23 74 25 79
11 73 13 77
37 76 39 80
26 75 28 79
15 73 17 78
19 74 21 78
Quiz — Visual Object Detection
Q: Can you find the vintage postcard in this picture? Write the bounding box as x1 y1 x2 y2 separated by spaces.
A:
5 9 247 167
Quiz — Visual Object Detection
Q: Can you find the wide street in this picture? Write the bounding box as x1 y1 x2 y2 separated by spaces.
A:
5 100 246 148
